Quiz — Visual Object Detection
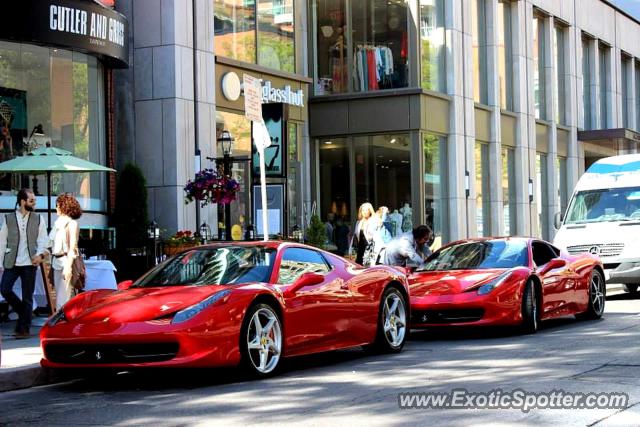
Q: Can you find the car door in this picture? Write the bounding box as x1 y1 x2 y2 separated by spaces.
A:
275 247 353 355
532 241 573 316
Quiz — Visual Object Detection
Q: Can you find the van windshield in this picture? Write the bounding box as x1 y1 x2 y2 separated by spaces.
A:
565 186 640 224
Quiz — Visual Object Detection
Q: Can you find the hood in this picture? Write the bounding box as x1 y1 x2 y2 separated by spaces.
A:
409 269 507 296
553 221 640 259
64 285 231 323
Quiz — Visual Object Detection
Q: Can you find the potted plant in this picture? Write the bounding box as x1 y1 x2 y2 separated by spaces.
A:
163 230 200 256
307 214 327 249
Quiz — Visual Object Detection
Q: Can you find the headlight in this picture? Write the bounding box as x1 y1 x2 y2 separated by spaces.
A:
477 271 513 295
47 309 66 326
171 290 231 324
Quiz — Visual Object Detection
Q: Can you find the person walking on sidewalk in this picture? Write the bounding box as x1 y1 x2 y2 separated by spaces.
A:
49 193 82 310
0 189 49 339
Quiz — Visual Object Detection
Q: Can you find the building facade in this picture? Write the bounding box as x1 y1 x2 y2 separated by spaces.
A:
309 0 640 247
114 0 640 246
0 0 127 247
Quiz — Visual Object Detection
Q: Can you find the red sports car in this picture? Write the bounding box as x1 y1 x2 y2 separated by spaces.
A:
409 237 605 333
40 242 409 376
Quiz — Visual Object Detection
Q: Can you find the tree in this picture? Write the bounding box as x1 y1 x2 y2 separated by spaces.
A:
307 214 326 249
113 163 149 249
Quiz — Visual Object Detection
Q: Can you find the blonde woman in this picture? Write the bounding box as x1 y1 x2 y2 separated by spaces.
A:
352 202 376 265
49 193 82 309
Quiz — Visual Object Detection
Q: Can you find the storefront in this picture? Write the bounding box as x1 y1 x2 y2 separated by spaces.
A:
0 0 128 250
215 58 310 239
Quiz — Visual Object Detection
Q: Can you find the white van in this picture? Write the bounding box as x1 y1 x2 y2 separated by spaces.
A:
553 154 640 293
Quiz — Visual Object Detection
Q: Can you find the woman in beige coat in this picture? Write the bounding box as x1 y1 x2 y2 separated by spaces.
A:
48 193 82 309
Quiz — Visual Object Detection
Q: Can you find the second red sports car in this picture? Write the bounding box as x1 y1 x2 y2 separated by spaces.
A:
409 237 605 333
41 242 409 376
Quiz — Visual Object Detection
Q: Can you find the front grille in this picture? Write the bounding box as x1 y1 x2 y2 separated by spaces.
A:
412 309 484 324
567 243 624 257
44 343 179 364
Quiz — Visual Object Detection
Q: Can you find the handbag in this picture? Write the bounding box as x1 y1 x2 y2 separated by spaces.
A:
65 223 86 291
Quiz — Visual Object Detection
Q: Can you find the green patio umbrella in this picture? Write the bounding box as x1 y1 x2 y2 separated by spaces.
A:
0 146 115 231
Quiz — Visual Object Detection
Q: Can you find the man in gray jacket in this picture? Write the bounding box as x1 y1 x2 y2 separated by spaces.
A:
0 189 49 338
383 225 432 267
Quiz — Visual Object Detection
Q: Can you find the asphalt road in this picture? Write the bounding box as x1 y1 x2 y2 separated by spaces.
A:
2 292 640 427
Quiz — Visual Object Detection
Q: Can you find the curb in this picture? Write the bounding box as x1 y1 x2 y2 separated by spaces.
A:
0 364 64 393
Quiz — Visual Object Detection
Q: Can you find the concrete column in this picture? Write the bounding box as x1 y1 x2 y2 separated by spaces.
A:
566 24 580 212
116 0 216 235
511 0 531 236
591 40 601 129
544 16 558 242
610 47 621 128
443 0 470 241
486 0 504 236
625 58 635 130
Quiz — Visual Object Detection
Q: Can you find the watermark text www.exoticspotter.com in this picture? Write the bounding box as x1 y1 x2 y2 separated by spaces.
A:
398 389 628 413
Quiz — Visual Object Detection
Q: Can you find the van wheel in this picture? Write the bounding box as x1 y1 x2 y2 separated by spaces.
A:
622 284 638 294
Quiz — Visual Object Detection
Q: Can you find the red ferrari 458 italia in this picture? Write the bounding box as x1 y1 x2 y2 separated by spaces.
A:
409 237 605 333
41 242 409 376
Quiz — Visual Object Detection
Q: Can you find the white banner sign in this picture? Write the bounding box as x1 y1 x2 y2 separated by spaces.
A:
243 74 263 123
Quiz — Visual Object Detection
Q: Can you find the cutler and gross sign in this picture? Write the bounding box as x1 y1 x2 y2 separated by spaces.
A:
0 0 129 68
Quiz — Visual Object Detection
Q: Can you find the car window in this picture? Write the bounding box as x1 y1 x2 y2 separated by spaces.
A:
531 241 557 266
419 240 528 271
277 247 330 284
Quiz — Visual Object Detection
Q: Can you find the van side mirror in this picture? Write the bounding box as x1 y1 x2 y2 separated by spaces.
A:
553 212 563 229
117 280 134 290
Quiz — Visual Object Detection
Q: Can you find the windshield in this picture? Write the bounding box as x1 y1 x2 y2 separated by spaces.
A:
565 186 640 224
418 240 528 271
134 246 277 287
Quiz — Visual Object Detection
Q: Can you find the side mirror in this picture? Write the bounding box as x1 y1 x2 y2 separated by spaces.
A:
553 211 563 229
540 258 566 275
117 280 134 290
284 272 324 297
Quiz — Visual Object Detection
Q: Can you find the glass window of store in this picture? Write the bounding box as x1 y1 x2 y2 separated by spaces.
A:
287 123 299 232
636 60 640 132
475 142 490 236
472 0 488 104
554 24 566 124
533 13 546 120
420 0 446 92
215 111 252 238
621 55 630 129
599 43 610 128
502 147 516 235
318 137 351 235
314 0 348 94
214 0 295 73
556 156 568 216
424 134 447 246
582 36 592 130
497 0 513 111
536 153 548 239
0 41 106 211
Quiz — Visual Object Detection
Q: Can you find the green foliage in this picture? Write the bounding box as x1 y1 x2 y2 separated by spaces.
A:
113 163 149 249
307 214 326 249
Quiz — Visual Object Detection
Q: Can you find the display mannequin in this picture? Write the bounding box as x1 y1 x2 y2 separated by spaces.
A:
400 202 413 232
389 209 403 237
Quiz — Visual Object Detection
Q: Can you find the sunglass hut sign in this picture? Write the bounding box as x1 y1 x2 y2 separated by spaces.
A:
49 5 125 47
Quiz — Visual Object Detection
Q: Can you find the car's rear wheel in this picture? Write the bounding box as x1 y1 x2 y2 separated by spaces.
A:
240 303 282 377
520 280 539 334
368 287 407 353
576 270 606 320
622 284 638 294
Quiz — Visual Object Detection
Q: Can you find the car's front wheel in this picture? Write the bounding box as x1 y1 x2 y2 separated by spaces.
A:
520 280 539 334
240 303 283 377
369 287 408 353
576 270 606 320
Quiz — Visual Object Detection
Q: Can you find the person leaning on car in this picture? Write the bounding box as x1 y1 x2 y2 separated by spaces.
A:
382 225 433 267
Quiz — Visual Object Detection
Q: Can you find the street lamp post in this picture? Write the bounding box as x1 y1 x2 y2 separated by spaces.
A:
218 130 233 240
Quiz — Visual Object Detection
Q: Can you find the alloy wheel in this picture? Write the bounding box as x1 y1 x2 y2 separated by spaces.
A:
383 292 406 348
591 272 605 315
246 307 282 374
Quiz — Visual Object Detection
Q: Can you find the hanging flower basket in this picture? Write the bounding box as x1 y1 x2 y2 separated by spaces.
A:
184 168 240 207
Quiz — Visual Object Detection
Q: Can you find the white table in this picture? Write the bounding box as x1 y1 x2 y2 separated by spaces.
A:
83 259 118 291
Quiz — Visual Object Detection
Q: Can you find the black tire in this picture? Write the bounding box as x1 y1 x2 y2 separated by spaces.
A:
622 284 638 294
576 270 606 320
239 303 283 378
368 287 408 353
520 280 539 334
